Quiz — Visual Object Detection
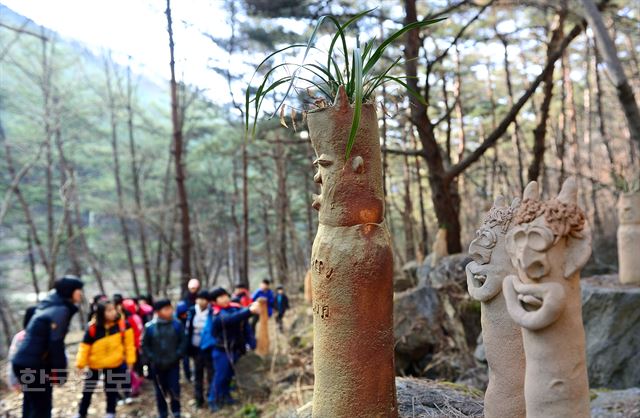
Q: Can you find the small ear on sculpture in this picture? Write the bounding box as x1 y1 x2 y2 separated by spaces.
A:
493 195 506 208
557 177 578 204
523 181 539 201
352 156 364 174
564 221 592 278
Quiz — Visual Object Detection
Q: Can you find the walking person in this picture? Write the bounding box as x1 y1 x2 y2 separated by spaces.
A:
142 299 187 418
207 287 259 412
74 299 136 418
231 283 252 307
249 279 274 332
11 276 84 418
176 301 192 382
185 290 214 408
275 285 290 333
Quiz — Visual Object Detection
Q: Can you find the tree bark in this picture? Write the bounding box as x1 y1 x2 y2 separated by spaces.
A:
528 12 565 182
580 0 640 146
104 56 140 296
126 63 153 295
275 139 289 283
166 0 192 295
262 203 275 282
27 229 40 301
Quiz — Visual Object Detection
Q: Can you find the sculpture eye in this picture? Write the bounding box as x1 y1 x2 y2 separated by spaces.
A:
313 154 334 168
512 229 527 248
476 229 497 249
526 227 554 251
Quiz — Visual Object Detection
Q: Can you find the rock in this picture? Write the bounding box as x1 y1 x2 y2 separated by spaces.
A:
590 387 640 418
394 254 480 380
396 377 484 417
428 253 472 289
394 260 419 292
582 274 640 389
234 352 271 400
393 284 444 367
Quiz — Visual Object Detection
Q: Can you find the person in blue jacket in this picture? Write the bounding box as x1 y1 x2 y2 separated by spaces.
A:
12 276 84 418
207 287 259 412
249 279 274 331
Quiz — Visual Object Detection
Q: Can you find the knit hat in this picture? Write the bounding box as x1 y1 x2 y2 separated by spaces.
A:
196 290 210 301
153 298 172 311
176 300 189 316
209 287 229 302
54 276 84 300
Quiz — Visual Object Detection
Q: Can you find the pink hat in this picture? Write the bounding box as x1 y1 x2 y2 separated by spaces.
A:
188 278 200 290
139 302 153 315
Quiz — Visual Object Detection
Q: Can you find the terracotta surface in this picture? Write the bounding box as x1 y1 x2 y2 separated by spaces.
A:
255 297 269 356
466 196 525 418
503 179 591 418
308 86 397 418
431 228 448 267
303 269 313 304
617 192 640 284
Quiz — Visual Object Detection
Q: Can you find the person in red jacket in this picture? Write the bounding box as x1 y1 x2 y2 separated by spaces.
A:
121 299 143 397
231 283 252 307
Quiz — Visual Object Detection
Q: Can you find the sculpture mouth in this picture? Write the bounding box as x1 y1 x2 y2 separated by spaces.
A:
517 293 543 312
312 194 322 210
472 273 487 287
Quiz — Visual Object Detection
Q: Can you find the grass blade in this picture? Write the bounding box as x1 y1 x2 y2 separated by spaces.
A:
345 47 363 160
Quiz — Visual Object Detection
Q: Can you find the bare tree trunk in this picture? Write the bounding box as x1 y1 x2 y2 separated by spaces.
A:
275 139 289 283
163 203 179 296
241 141 249 283
1 124 50 276
594 47 616 169
528 12 565 182
51 97 82 277
104 56 140 297
402 150 416 262
580 0 640 145
0 297 13 347
500 36 525 193
166 0 192 295
583 40 603 235
126 63 153 295
154 150 173 294
412 129 429 258
27 229 40 300
262 204 275 282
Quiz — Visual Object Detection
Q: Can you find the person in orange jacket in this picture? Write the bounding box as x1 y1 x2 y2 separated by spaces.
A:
74 299 136 418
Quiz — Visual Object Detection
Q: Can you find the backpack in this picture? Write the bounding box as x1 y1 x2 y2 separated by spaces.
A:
145 318 182 338
88 319 126 340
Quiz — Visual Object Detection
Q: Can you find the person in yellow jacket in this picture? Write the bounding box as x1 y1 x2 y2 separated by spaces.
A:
74 299 136 418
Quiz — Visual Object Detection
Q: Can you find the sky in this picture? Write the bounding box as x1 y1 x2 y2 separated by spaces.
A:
1 0 235 101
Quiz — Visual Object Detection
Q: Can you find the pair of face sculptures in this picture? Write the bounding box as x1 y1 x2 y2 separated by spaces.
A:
466 178 591 330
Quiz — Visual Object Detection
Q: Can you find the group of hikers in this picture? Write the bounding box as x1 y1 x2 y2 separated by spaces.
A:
6 275 291 418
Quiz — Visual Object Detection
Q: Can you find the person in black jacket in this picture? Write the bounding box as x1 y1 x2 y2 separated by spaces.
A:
142 299 187 418
275 285 290 332
12 276 84 418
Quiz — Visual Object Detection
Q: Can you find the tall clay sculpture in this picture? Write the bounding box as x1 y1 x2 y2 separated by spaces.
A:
617 192 640 284
308 86 397 417
466 196 526 418
502 179 592 418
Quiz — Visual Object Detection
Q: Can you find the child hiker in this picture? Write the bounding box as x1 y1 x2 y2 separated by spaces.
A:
185 290 214 408
207 287 259 412
142 299 187 418
74 299 136 418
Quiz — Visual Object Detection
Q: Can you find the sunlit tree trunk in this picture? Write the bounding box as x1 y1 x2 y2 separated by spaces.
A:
166 0 192 294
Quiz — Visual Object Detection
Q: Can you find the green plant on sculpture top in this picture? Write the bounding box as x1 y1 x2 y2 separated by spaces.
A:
245 9 444 159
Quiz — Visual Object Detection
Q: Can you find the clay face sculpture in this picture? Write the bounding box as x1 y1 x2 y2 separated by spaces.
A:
503 179 592 418
465 196 525 418
617 192 640 284
308 86 397 417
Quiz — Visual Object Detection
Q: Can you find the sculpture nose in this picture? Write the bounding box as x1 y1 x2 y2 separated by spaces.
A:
520 247 549 279
469 240 491 265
